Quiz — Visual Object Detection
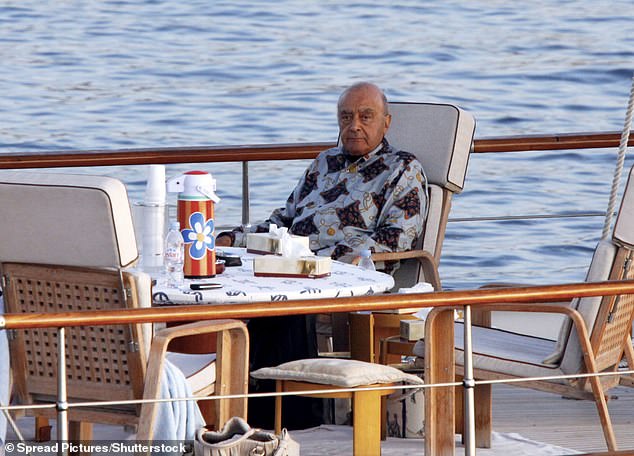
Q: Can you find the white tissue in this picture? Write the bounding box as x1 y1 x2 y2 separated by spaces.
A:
268 224 313 257
397 282 436 320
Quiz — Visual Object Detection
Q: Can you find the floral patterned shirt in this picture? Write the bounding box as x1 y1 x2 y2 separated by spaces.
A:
231 139 427 264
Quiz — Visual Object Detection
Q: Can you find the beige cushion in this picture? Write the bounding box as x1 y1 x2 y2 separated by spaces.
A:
613 166 634 248
386 102 475 192
413 323 566 383
167 352 217 395
421 184 444 255
0 171 138 268
559 240 617 374
251 358 424 388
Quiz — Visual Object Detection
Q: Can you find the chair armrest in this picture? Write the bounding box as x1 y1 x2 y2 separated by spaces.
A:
474 283 571 327
153 319 247 347
138 319 249 439
371 249 442 291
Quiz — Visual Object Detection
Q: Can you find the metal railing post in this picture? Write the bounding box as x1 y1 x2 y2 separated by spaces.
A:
463 304 476 455
241 161 250 226
56 327 69 454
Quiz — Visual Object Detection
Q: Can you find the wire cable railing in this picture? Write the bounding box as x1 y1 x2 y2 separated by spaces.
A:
2 279 634 455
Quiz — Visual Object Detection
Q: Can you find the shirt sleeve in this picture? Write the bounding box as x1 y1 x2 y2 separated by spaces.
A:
230 167 308 247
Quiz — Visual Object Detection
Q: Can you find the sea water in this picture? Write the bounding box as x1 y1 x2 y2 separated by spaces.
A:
1 0 634 290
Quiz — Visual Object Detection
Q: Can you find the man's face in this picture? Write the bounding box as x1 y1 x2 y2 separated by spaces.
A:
338 86 391 156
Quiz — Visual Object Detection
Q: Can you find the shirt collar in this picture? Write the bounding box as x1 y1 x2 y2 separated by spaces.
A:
342 138 389 165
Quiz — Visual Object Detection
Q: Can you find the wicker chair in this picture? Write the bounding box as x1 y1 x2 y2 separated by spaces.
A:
0 171 248 440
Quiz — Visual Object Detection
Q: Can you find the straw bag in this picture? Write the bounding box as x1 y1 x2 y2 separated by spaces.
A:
195 417 299 456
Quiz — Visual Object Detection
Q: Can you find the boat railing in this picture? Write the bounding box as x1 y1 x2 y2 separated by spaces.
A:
0 131 632 226
1 131 634 453
2 278 634 455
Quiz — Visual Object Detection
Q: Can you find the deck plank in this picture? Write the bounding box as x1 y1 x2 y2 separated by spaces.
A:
491 384 634 452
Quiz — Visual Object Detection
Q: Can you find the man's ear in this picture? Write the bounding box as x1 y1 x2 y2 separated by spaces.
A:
384 113 392 131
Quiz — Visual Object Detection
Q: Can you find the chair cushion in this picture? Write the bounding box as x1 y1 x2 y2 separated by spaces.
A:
167 352 217 395
613 166 634 248
413 323 566 382
386 102 475 193
421 184 444 255
251 358 424 388
558 240 617 374
0 171 138 268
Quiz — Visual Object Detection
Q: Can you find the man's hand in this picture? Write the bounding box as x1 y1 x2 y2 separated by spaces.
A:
215 233 232 247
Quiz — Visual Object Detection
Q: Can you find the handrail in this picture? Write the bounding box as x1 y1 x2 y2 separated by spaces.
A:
3 279 634 451
0 131 633 170
3 279 634 329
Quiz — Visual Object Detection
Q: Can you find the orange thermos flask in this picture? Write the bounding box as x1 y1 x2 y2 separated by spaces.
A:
167 170 220 278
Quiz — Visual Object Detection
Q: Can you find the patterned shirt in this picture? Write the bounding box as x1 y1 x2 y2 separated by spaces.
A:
232 139 427 264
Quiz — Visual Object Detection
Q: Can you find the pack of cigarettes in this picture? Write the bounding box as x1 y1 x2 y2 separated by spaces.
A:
253 255 331 278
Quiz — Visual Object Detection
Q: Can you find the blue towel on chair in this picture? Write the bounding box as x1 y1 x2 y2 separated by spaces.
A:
153 358 205 442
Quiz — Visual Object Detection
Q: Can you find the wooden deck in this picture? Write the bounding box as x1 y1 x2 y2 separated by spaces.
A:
490 383 634 453
6 383 633 454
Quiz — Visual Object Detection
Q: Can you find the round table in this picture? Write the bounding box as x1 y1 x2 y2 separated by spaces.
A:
152 248 395 305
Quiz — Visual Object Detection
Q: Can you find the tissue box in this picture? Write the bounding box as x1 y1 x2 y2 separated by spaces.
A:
246 232 311 255
253 255 331 278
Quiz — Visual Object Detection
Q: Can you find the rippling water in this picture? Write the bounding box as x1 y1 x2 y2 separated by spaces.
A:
1 1 634 288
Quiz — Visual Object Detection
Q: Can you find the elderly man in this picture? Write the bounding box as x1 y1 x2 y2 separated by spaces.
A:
217 82 427 264
217 82 427 430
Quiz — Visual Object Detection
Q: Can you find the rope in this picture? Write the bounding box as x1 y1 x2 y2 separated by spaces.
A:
602 75 634 239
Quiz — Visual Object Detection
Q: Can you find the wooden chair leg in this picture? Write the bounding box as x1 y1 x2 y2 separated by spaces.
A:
474 383 492 448
35 417 51 442
69 421 93 455
352 390 382 456
588 373 618 451
454 378 464 441
380 395 387 440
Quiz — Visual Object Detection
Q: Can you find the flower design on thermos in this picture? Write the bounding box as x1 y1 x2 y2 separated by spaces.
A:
182 211 215 259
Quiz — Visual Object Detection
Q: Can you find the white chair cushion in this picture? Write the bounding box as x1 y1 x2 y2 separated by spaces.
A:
613 166 634 248
559 240 617 374
386 102 475 192
0 171 138 268
167 352 217 395
251 358 424 388
421 184 443 255
413 323 566 383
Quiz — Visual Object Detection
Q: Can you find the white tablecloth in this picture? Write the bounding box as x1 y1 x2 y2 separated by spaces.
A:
152 249 395 305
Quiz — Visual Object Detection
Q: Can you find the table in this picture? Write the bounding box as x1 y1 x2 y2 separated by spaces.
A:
151 248 397 429
152 248 395 305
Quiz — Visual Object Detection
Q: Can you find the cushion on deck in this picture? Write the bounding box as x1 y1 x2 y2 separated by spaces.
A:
251 358 424 388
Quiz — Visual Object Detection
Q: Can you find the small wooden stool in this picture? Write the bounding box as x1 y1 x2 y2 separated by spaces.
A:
275 380 395 456
252 358 424 456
